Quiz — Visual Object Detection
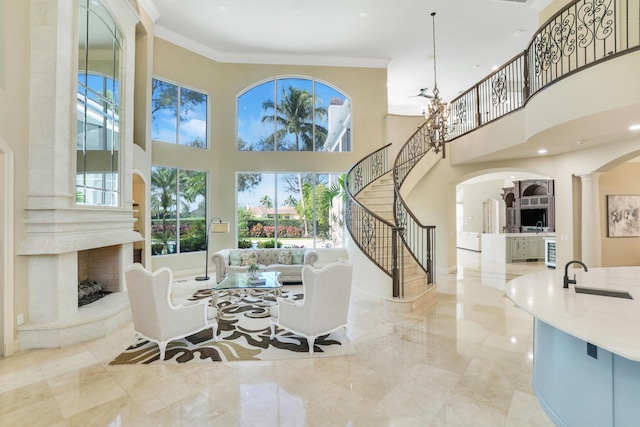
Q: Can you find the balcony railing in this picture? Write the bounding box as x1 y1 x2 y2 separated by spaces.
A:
449 0 640 140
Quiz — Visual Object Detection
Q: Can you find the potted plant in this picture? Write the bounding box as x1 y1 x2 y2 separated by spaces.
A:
247 263 260 280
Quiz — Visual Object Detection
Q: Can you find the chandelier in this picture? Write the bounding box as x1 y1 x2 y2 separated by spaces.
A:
423 12 450 157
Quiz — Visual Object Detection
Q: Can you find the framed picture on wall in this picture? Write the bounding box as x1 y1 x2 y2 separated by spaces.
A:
607 195 640 237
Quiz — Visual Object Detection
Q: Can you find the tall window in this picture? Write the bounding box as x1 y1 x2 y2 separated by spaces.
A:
76 0 122 206
237 172 345 249
237 77 351 152
151 166 207 256
151 78 208 148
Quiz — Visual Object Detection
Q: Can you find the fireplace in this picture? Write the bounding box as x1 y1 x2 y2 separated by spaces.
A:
17 240 136 349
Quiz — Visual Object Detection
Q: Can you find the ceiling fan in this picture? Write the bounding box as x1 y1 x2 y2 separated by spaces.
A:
411 88 433 99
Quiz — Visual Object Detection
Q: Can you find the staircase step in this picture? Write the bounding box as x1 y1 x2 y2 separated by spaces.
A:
357 193 393 202
365 185 394 194
384 284 438 314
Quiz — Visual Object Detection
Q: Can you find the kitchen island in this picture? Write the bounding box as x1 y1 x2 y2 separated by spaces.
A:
506 267 640 427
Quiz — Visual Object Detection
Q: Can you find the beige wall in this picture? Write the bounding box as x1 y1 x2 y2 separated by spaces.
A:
149 38 387 273
458 179 505 233
539 0 572 24
385 114 427 165
1 0 31 352
599 162 640 266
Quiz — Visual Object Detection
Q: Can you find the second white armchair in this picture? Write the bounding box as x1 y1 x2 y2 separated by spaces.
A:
270 262 353 354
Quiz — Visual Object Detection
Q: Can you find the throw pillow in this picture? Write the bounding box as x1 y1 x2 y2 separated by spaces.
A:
241 251 258 266
278 249 293 265
248 251 259 265
291 249 305 264
240 251 250 266
229 250 241 266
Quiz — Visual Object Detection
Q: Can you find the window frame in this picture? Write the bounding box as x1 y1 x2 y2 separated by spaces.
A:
150 166 208 256
236 76 351 153
236 171 345 249
151 77 210 149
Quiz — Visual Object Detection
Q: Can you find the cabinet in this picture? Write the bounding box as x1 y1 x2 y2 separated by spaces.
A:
507 235 545 262
510 237 529 260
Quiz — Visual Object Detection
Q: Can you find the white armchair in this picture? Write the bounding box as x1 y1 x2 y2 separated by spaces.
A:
270 262 353 354
124 264 218 361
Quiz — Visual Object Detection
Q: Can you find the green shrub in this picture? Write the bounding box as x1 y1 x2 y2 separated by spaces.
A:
257 239 282 248
237 239 252 249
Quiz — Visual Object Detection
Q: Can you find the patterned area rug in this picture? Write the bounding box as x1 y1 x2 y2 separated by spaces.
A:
110 289 355 364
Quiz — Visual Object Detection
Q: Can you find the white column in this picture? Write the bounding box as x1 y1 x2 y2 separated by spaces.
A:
579 173 602 267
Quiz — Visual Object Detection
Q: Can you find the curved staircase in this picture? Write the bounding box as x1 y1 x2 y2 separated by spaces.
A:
344 141 437 314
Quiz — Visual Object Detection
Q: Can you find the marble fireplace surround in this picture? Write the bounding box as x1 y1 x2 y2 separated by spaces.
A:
17 208 142 349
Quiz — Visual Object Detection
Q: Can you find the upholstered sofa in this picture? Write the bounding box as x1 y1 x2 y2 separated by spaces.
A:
211 248 319 284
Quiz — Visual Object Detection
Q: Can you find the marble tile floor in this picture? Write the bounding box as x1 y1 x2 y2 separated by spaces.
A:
0 251 556 426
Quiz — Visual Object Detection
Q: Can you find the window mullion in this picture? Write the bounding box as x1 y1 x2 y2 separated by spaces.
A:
176 86 181 145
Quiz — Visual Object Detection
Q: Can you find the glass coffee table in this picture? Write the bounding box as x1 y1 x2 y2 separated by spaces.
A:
212 271 282 317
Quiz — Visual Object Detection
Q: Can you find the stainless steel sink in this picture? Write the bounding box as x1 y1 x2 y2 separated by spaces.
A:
574 286 633 299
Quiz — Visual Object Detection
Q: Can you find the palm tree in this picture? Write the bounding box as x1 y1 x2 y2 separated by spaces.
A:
259 195 273 209
260 86 328 152
181 169 206 208
151 167 178 253
261 86 329 236
284 195 298 208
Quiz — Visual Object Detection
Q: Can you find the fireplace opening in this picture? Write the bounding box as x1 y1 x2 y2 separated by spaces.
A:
77 245 122 307
78 279 111 306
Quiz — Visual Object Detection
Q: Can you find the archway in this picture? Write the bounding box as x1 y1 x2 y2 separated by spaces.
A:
455 169 552 275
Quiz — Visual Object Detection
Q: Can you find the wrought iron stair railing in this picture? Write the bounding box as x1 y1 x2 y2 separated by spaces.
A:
344 144 408 297
393 124 437 285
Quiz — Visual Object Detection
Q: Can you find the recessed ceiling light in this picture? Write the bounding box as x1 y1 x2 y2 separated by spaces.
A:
576 140 583 144
538 149 547 154
630 124 640 131
359 12 367 18
219 5 228 11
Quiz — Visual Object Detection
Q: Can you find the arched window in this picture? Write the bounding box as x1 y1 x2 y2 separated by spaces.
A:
237 77 351 152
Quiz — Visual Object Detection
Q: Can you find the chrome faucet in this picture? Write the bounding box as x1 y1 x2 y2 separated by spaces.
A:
535 221 543 234
563 260 588 288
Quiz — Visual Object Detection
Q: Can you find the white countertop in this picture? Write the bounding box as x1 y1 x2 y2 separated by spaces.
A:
503 233 556 237
506 267 640 361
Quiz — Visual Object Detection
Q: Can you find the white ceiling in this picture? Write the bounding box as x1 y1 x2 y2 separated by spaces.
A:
144 0 553 116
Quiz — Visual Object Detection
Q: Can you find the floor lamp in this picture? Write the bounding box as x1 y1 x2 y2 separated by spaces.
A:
195 217 230 281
